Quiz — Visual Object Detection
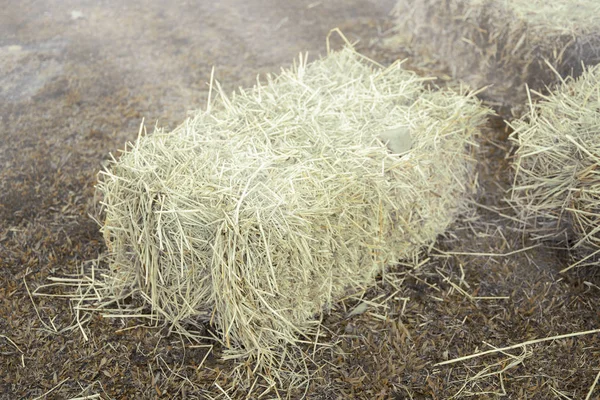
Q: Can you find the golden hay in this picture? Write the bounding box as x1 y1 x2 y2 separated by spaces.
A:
389 0 600 111
88 45 488 388
509 64 600 268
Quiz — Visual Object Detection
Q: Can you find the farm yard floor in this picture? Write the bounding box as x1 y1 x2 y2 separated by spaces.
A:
1 1 599 398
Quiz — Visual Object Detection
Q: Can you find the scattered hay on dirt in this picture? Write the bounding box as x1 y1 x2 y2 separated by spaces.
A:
387 0 600 111
509 64 600 271
57 40 489 390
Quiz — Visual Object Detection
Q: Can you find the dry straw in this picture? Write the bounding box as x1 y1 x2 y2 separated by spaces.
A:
509 64 600 270
86 41 488 390
389 0 600 110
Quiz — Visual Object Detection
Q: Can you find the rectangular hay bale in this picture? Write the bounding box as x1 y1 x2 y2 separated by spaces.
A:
509 64 600 268
389 0 600 111
93 45 489 389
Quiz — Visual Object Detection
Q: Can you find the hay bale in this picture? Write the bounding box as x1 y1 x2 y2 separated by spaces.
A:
389 0 600 111
509 64 600 264
97 46 489 380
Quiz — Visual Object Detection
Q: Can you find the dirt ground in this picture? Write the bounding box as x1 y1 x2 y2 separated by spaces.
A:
1 1 599 399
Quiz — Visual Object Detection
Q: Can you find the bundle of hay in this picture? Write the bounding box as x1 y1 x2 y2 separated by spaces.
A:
510 65 600 267
96 45 488 383
389 0 600 111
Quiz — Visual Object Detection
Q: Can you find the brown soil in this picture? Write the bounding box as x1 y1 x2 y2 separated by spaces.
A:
1 1 599 399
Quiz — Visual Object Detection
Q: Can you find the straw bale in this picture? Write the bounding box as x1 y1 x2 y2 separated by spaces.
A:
509 64 600 261
389 0 600 111
96 46 489 383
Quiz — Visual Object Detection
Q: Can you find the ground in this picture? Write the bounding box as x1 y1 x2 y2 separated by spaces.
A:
1 1 599 399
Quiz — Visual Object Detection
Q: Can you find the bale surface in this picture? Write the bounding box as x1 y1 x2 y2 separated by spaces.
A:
389 0 600 111
97 46 489 379
510 64 600 263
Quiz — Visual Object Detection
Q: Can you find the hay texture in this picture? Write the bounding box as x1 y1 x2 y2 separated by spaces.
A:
389 0 600 110
510 65 600 266
97 46 488 380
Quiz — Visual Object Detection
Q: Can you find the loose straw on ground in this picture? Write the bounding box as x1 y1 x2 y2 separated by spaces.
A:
436 328 600 366
586 369 600 400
